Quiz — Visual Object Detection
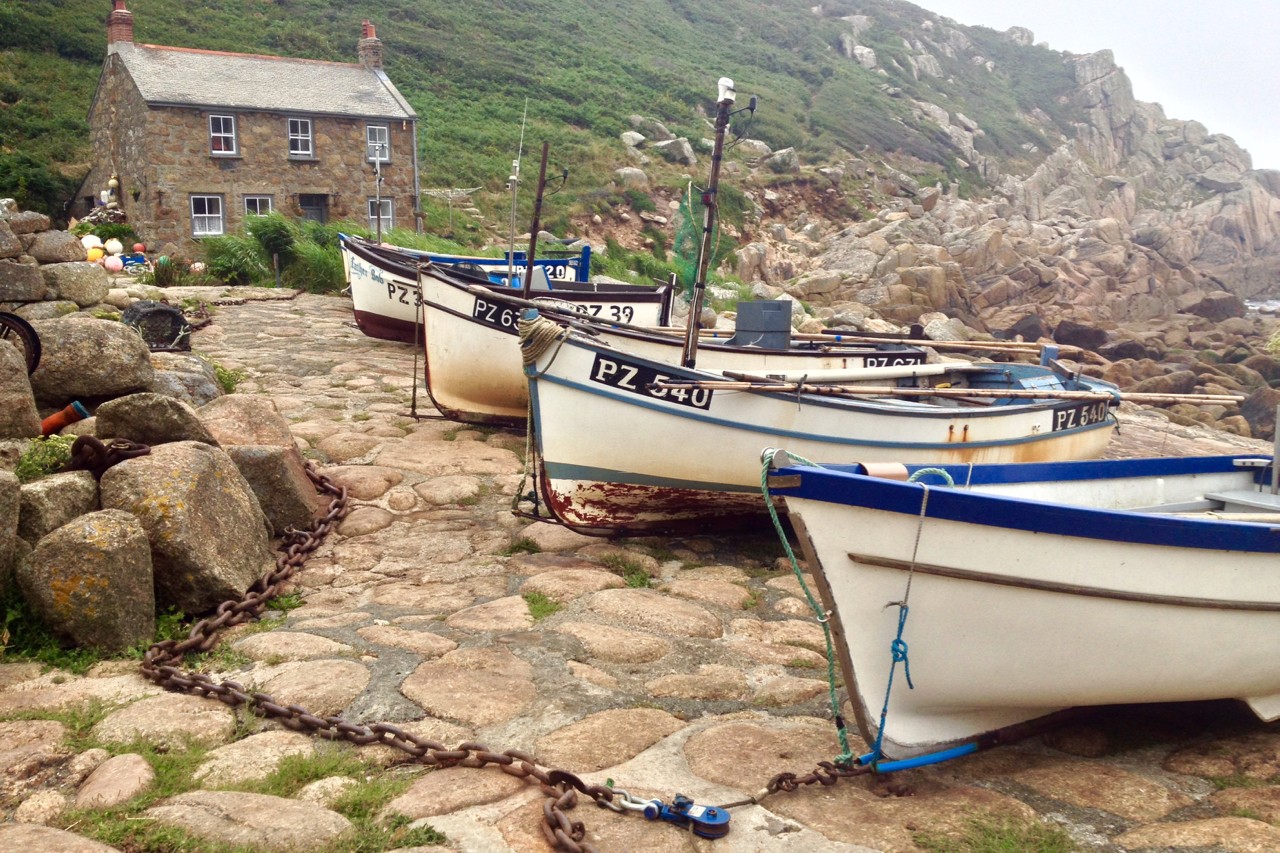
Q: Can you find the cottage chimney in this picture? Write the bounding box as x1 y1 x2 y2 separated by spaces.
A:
106 0 134 46
357 20 383 70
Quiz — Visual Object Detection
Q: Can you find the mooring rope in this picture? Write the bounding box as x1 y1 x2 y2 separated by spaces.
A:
759 448 855 765
866 466 954 762
518 313 570 369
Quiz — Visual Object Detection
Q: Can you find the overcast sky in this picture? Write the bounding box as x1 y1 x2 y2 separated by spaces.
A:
917 1 1280 170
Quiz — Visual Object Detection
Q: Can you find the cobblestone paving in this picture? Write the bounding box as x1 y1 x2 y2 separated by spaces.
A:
2 291 1278 852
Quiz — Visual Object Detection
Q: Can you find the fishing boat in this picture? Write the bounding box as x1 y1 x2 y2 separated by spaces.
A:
764 452 1280 760
341 233 658 344
418 267 932 427
341 231 591 288
521 313 1121 532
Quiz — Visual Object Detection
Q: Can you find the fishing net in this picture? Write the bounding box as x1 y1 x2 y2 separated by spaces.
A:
672 181 715 301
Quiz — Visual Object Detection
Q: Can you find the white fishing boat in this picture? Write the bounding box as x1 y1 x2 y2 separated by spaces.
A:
341 234 631 344
418 267 933 427
522 313 1120 532
765 453 1280 760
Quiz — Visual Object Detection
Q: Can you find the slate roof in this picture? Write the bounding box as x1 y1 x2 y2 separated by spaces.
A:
111 42 416 120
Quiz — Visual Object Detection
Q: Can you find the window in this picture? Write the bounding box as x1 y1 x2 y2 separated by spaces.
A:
288 118 313 156
209 114 236 154
368 198 392 234
366 125 390 162
298 194 329 223
190 195 224 236
244 195 272 216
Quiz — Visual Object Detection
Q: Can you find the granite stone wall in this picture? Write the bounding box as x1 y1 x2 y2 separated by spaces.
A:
81 57 417 254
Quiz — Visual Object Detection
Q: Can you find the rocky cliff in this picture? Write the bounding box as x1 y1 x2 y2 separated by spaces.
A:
739 23 1280 336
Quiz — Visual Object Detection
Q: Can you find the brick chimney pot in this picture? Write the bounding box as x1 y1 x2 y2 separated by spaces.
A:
107 0 134 46
358 19 383 70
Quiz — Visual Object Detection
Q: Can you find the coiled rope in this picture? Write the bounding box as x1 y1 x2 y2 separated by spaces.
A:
518 313 569 369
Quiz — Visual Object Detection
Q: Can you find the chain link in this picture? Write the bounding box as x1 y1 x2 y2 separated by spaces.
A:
63 435 152 480
137 459 623 851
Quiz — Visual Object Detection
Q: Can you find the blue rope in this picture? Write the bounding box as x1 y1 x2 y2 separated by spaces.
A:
869 602 914 763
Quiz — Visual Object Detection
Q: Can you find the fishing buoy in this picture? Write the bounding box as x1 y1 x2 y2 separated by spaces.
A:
103 255 124 272
189 261 206 274
87 247 105 263
133 243 145 253
104 238 124 255
80 234 103 250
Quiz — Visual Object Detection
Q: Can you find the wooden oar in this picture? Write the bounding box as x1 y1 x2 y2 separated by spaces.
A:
649 325 1071 355
650 379 1245 405
723 364 991 383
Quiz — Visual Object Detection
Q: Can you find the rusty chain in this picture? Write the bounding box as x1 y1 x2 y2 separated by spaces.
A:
59 434 890 844
137 459 629 852
126 456 893 847
63 435 152 480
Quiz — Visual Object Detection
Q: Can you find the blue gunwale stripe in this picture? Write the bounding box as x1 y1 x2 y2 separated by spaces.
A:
773 458 1280 553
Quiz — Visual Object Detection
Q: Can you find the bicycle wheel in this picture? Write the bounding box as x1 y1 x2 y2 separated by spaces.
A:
0 312 41 375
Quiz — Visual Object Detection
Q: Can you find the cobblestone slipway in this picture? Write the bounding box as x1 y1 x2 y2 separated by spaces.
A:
1 290 1277 852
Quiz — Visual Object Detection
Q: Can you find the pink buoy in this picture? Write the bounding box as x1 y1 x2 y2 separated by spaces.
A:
103 255 124 272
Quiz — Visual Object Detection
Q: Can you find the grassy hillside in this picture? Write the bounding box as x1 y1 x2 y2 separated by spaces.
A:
0 0 1086 224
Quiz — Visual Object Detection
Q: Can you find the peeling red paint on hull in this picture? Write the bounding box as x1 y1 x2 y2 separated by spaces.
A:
537 426 1117 534
353 310 419 344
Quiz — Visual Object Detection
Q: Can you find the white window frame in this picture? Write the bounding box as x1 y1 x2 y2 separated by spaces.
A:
366 125 390 162
368 198 393 233
209 114 236 155
190 195 224 237
288 118 313 157
243 195 273 216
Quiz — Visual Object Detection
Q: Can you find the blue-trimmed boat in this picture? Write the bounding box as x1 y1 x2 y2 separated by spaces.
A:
522 315 1119 532
340 233 662 344
765 452 1280 759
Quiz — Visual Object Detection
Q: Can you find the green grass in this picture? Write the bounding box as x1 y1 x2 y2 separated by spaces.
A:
501 537 541 556
46 740 447 852
1 585 108 674
1209 774 1274 791
266 592 306 612
914 816 1078 853
522 591 562 620
599 554 653 588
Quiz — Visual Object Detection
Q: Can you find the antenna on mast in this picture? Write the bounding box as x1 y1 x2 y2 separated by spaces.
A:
508 97 530 283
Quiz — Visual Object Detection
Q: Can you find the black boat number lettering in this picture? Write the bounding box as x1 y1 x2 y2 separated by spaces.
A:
1053 401 1110 431
582 305 635 323
862 353 924 368
387 282 422 307
590 355 712 409
471 297 520 335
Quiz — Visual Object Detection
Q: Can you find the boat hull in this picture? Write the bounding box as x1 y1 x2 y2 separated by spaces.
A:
527 332 1117 533
342 235 595 344
420 268 676 425
771 456 1280 758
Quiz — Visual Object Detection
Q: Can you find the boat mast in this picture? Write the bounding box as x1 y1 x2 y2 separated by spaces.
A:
682 78 737 368
521 142 551 298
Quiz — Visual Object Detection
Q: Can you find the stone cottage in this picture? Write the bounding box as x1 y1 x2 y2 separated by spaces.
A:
75 1 419 252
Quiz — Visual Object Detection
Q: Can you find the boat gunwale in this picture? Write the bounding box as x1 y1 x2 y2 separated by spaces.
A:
772 455 1280 553
529 331 1122 427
